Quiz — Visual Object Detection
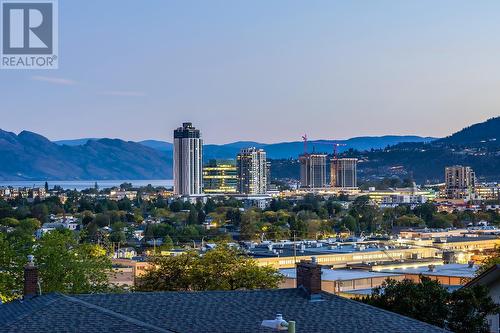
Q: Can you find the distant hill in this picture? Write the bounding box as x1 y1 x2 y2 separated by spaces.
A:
0 130 171 180
139 140 173 152
254 136 435 159
287 117 500 183
55 136 435 160
55 138 100 146
7 119 500 183
383 116 500 182
436 116 500 147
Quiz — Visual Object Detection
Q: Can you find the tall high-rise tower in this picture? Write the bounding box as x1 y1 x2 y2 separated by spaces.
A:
331 158 357 188
445 165 476 199
237 147 267 195
173 122 203 195
299 153 327 189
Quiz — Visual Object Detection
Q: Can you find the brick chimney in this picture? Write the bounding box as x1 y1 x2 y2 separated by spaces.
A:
23 255 40 299
296 257 322 298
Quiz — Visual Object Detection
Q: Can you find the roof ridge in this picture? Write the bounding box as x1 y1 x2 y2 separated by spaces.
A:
59 293 178 333
76 288 296 296
4 294 60 329
465 264 500 287
326 293 450 332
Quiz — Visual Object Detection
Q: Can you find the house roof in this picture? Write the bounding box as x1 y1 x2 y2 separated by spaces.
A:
0 289 449 333
465 264 500 288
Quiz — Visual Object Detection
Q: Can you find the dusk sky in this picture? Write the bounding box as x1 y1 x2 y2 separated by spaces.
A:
1 0 500 144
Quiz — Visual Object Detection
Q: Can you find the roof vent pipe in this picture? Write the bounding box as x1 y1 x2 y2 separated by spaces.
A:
261 313 289 331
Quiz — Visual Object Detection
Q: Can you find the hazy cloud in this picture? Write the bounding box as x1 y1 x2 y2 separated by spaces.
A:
100 91 146 97
31 76 77 85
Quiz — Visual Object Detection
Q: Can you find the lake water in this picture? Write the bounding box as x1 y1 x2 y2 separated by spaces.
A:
0 180 174 190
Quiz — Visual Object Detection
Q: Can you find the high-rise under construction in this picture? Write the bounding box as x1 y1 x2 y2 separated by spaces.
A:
331 158 357 188
299 153 327 189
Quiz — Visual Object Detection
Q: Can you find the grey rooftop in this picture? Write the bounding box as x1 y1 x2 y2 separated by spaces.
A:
0 288 449 333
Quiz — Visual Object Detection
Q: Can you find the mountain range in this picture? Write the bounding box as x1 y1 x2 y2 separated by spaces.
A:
336 117 500 183
0 131 171 181
55 136 434 160
0 116 499 181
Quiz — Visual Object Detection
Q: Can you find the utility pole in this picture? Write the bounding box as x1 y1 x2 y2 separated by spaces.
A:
293 231 297 265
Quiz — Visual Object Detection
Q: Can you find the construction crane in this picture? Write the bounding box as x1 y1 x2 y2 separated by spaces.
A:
332 143 347 160
302 134 308 154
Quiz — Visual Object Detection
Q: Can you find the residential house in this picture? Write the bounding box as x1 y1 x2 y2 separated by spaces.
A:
0 259 449 333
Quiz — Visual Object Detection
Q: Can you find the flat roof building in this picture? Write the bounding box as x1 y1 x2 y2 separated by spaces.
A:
378 263 478 286
280 267 405 297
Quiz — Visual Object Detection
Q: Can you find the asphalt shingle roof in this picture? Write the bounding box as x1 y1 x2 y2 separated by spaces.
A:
0 288 449 333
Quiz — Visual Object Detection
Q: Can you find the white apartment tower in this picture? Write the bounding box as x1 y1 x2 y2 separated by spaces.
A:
173 122 203 195
237 147 267 194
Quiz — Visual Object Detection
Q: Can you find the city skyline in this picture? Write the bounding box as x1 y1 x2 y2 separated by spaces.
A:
1 2 499 332
1 1 500 143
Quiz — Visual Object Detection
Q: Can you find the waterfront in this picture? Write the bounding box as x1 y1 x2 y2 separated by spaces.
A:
0 180 173 191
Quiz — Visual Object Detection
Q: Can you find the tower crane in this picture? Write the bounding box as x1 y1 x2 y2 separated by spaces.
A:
332 143 347 160
302 134 308 154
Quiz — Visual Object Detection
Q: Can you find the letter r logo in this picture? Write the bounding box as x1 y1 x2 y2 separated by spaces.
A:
2 2 53 54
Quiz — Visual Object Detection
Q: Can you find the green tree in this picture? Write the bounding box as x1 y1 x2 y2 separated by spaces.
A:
137 244 283 292
361 276 448 328
31 203 49 223
0 217 20 227
447 285 500 333
394 215 425 227
119 182 133 190
109 230 126 244
0 200 14 219
161 235 174 250
94 213 110 227
34 230 112 294
169 200 183 212
137 252 198 291
360 276 500 332
187 208 198 225
0 234 25 302
476 247 500 275
429 213 454 228
240 210 261 240
349 196 381 232
204 198 216 214
341 215 358 233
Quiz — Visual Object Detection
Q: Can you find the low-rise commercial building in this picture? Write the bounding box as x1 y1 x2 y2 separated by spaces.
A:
377 263 478 286
280 267 405 298
432 236 500 252
250 241 439 269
